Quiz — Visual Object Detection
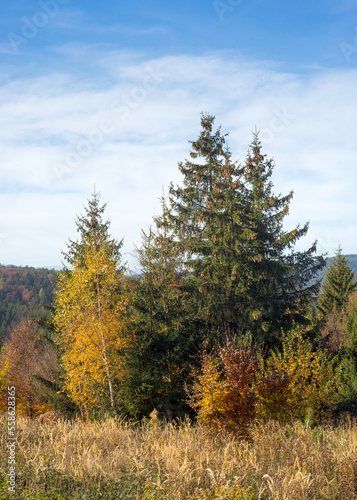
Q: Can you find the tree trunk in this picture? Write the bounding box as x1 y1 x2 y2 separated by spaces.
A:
96 275 115 410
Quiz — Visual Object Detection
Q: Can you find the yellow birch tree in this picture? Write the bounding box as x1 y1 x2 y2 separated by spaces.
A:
54 192 131 413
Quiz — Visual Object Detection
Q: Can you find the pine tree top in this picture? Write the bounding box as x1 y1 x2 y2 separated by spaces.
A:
62 191 123 268
317 245 357 317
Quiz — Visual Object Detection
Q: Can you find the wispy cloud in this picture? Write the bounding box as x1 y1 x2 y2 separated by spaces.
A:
0 47 356 267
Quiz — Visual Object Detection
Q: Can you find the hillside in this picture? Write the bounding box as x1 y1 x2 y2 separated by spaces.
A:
340 254 357 274
0 265 58 342
0 254 355 343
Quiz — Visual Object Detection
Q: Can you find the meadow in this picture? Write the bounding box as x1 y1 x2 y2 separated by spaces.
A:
1 414 357 499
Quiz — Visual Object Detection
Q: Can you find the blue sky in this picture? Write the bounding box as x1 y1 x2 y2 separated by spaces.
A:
0 0 356 268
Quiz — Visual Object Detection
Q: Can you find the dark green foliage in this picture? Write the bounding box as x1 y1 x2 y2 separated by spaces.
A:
317 246 357 319
337 295 357 399
63 190 123 268
315 254 357 284
120 198 193 419
0 116 346 423
169 113 244 342
238 134 325 345
169 113 261 344
168 114 325 347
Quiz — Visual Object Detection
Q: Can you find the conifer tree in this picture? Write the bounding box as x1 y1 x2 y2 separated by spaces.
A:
54 192 130 413
239 134 325 344
168 114 249 341
121 197 191 418
317 246 357 319
168 114 325 347
337 292 357 399
64 190 122 268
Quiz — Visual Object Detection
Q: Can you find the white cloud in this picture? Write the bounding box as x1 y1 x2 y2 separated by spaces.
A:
0 49 357 267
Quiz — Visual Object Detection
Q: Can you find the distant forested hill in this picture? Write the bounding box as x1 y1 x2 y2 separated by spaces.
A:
0 265 58 342
341 255 357 274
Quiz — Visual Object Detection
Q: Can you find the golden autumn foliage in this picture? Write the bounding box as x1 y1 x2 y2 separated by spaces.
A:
188 329 339 435
254 367 291 425
259 327 339 426
187 341 258 436
187 353 228 427
54 243 132 413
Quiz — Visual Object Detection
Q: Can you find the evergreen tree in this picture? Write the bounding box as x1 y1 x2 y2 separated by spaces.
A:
240 133 325 344
317 246 357 319
168 113 249 342
168 114 325 347
64 190 122 268
120 197 191 418
336 292 357 400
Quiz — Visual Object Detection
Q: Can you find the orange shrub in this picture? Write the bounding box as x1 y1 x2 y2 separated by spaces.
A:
0 321 56 416
187 340 258 436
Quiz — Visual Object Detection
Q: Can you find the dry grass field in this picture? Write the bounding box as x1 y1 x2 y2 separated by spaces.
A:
1 414 357 499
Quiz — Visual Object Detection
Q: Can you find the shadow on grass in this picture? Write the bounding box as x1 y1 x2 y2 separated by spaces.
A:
0 466 147 500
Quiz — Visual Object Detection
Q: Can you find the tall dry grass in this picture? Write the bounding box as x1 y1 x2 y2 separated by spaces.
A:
1 414 357 499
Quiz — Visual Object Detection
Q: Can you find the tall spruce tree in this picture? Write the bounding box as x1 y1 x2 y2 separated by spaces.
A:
240 133 325 344
168 114 325 347
121 197 191 418
317 246 357 319
168 113 249 342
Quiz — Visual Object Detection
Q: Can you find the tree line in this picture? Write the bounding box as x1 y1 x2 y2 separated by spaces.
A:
1 114 357 432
